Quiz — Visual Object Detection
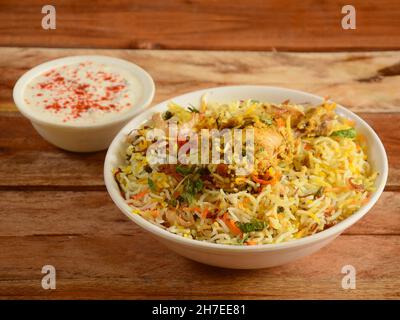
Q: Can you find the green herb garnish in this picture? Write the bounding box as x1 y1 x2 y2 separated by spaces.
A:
147 177 156 191
330 128 356 139
260 117 273 125
168 198 177 207
176 165 193 176
315 187 324 198
187 179 203 195
162 110 174 120
188 105 200 113
239 234 249 244
236 220 266 233
196 167 210 176
180 179 204 204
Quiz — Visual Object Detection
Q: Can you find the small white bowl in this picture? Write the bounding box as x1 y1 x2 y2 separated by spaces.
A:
104 86 388 269
13 55 155 152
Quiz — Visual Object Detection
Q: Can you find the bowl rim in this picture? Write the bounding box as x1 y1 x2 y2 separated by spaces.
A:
13 55 155 129
104 85 388 253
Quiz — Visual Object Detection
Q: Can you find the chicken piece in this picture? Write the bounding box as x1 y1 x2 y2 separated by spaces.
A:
253 126 283 172
254 127 283 157
165 209 177 226
297 105 336 137
316 114 335 136
263 104 305 126
165 209 195 227
178 210 195 227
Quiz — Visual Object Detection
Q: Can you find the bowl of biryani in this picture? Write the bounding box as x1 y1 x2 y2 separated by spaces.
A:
104 86 388 269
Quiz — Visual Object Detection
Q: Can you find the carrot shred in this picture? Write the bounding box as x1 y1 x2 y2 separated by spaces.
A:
304 143 313 151
131 189 149 200
222 213 242 236
246 240 258 246
252 175 271 185
201 208 210 219
252 172 280 186
276 118 285 128
348 177 364 191
150 210 159 218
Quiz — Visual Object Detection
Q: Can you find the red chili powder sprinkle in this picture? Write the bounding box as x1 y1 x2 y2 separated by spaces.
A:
106 85 125 93
33 62 131 121
45 102 62 112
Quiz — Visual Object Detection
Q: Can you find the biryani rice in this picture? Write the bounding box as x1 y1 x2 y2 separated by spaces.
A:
113 98 377 245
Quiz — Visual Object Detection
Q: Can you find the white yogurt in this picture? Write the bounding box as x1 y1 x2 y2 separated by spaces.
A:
23 61 143 125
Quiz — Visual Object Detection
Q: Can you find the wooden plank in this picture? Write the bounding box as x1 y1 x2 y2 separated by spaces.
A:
0 234 398 299
360 113 400 189
1 112 398 187
0 191 398 237
0 114 106 187
2 48 400 112
1 1 400 51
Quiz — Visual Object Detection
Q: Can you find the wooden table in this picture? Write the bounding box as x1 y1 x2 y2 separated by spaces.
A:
0 47 399 299
2 0 400 51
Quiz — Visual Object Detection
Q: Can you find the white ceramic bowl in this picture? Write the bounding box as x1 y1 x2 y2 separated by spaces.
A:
13 55 155 152
104 86 388 269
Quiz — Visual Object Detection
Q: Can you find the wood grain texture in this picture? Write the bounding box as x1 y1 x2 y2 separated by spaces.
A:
0 114 105 187
0 190 398 299
2 48 400 112
1 0 400 51
0 234 399 299
0 47 399 299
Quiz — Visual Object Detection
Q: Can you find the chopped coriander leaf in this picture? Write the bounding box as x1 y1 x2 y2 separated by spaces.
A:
162 110 173 120
196 167 210 176
188 104 200 113
168 198 177 207
180 178 204 204
330 128 356 139
239 234 249 244
176 165 193 176
236 220 266 233
147 177 156 191
260 117 273 125
187 179 203 194
315 187 324 198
